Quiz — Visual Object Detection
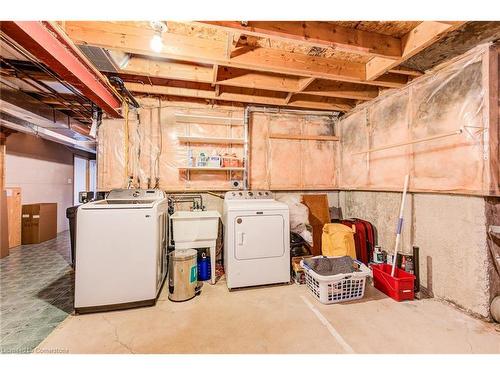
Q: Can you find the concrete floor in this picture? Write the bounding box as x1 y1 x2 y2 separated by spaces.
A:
36 279 500 354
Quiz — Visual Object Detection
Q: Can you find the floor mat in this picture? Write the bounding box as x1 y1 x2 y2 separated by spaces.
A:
0 231 74 354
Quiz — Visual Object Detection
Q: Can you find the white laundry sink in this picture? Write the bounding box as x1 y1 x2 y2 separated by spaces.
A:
171 210 221 242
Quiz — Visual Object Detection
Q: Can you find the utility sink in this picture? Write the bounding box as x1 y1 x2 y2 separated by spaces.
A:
171 210 221 242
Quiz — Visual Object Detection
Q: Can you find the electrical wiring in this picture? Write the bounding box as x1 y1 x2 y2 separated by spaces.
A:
154 104 163 189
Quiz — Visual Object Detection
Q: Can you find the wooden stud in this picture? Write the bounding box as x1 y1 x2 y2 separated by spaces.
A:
212 64 219 85
297 77 315 92
225 32 233 60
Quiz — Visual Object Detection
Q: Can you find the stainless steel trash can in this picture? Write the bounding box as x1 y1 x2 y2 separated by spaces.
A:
168 249 201 301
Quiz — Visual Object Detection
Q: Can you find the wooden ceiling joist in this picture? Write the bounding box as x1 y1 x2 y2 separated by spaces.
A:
302 80 380 101
366 21 465 80
118 58 382 102
197 21 403 58
124 57 213 83
124 82 353 112
216 67 303 92
62 22 408 88
59 21 464 113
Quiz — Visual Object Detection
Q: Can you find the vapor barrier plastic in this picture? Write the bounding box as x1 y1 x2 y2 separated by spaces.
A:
98 98 244 191
339 44 494 195
250 111 338 190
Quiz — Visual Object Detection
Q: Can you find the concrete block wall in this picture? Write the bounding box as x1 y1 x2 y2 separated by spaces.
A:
170 189 498 319
339 190 493 318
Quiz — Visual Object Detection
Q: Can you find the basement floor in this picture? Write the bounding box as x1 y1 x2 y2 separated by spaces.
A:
36 277 500 354
0 232 73 354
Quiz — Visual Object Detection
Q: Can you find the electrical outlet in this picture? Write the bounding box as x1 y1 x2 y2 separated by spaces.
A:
67 178 72 184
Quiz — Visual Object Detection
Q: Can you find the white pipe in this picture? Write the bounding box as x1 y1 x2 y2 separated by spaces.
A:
391 174 410 277
243 106 250 190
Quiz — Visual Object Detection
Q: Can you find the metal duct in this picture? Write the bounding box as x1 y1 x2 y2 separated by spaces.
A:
77 46 130 72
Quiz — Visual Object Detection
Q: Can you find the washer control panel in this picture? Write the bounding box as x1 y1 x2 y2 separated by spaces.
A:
224 190 273 200
107 189 165 200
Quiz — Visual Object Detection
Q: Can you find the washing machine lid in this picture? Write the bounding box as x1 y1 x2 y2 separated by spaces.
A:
80 189 165 209
81 199 158 209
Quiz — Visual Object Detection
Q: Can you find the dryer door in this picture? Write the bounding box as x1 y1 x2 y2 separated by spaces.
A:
234 214 285 260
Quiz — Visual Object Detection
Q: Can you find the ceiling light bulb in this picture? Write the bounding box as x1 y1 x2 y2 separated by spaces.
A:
150 34 163 53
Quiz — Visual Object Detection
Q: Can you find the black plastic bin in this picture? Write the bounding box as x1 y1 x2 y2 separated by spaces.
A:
66 205 80 268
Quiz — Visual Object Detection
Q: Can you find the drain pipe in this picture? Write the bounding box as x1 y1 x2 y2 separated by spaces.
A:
243 105 339 190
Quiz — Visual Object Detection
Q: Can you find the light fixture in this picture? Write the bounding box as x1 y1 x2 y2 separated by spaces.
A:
149 21 168 53
150 33 163 53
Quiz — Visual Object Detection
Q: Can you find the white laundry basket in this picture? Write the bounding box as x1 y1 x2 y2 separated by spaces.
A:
300 257 371 304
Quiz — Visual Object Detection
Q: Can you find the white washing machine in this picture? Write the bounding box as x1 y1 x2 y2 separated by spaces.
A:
223 190 290 290
75 189 168 313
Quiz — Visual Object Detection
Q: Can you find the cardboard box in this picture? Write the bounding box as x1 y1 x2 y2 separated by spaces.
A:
22 203 57 244
291 255 314 284
6 187 22 248
0 190 9 259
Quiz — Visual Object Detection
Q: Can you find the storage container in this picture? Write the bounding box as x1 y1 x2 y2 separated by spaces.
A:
221 153 241 167
371 263 416 301
301 256 371 304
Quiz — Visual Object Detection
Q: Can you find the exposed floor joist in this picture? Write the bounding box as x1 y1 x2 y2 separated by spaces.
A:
58 21 466 113
366 21 465 80
197 21 403 58
62 22 409 88
1 21 122 117
124 81 354 112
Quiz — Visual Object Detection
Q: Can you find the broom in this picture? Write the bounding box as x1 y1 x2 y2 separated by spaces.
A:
391 174 410 277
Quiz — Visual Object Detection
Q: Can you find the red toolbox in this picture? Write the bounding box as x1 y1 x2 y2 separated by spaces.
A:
371 264 416 301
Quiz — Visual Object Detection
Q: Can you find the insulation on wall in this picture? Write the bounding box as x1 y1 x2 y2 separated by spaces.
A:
97 45 498 195
98 98 245 191
97 99 336 191
339 44 499 196
249 111 337 190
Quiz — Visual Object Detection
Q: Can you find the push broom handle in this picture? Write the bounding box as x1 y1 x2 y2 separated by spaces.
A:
391 174 410 277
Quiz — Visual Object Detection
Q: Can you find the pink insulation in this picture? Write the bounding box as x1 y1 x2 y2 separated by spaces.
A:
339 45 497 196
97 46 498 195
249 112 337 190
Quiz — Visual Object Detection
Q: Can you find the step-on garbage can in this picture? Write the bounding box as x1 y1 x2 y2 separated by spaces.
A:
168 249 202 302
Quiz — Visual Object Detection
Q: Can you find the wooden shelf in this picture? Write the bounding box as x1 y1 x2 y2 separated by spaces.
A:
269 133 339 141
179 166 245 171
175 113 244 125
178 135 245 144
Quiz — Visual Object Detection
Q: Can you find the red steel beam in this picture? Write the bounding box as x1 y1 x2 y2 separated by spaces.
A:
1 21 122 118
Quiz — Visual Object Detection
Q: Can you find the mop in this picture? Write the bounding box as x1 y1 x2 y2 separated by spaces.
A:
391 174 410 277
